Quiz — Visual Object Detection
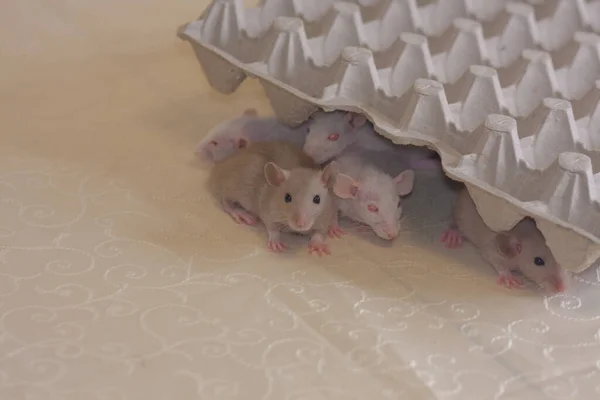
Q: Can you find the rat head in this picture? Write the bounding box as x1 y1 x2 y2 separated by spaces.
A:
495 218 567 293
303 111 368 163
195 108 257 162
264 161 337 232
333 168 415 240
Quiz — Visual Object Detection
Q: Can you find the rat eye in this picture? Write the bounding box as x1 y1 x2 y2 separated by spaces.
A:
368 204 378 213
534 257 545 266
327 133 340 141
313 195 320 204
284 193 292 203
210 140 218 146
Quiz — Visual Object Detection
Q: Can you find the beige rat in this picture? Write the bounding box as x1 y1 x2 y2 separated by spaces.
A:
442 187 567 293
207 141 340 255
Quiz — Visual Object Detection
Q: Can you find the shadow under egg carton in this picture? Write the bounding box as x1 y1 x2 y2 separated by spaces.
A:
178 0 600 273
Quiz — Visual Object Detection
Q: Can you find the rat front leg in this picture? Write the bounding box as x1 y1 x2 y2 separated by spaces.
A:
482 253 522 289
265 224 287 253
308 231 331 256
328 212 346 239
441 223 463 248
222 199 258 226
496 271 522 289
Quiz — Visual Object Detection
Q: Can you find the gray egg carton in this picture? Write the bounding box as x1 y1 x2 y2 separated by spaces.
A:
178 0 600 273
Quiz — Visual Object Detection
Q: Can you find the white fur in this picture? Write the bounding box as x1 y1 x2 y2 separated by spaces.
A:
196 111 309 163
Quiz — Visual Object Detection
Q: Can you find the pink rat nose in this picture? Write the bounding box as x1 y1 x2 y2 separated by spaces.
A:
554 277 566 293
384 228 397 239
294 216 307 229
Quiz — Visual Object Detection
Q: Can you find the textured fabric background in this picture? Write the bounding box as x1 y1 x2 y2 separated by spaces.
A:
1 1 600 399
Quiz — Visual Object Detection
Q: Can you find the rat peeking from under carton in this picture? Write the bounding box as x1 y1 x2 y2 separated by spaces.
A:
442 187 568 293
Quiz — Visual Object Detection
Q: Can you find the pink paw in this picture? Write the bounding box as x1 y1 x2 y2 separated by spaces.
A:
328 225 346 239
441 228 463 249
497 273 522 289
308 241 331 257
267 239 287 253
229 209 257 226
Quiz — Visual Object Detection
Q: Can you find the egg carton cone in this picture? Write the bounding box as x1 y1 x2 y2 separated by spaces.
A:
178 0 600 273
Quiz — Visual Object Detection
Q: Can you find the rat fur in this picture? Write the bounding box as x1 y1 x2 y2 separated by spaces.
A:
441 187 567 293
196 108 309 163
303 110 440 171
207 141 340 255
332 151 415 240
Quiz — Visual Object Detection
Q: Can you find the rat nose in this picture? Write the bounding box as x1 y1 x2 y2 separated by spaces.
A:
384 227 397 239
294 216 307 228
554 277 566 293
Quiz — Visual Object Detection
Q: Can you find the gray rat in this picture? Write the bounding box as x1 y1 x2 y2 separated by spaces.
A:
332 151 415 240
196 108 308 163
207 141 339 256
441 187 567 293
303 110 440 170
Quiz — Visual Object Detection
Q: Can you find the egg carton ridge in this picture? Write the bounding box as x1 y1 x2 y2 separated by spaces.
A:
179 0 600 272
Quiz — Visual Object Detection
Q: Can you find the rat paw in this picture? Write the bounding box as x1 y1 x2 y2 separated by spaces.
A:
497 273 522 289
228 208 258 226
308 241 331 257
328 225 346 239
441 229 463 248
267 239 287 253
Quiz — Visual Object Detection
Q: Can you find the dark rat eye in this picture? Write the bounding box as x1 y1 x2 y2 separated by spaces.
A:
534 257 545 266
313 195 320 204
284 193 292 203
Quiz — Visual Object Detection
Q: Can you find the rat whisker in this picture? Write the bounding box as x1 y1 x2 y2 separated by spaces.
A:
345 219 370 229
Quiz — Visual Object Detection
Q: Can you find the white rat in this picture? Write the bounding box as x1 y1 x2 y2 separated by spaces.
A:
208 141 339 256
196 108 309 163
441 187 567 293
332 151 416 240
303 110 441 170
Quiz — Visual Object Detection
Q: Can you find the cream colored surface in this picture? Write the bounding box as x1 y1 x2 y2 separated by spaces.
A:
1 1 600 399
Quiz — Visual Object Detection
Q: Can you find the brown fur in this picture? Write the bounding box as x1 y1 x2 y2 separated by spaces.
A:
452 187 566 292
207 141 338 247
207 141 318 217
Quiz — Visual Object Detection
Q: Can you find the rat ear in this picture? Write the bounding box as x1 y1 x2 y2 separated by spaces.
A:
495 233 522 259
243 108 258 117
395 169 415 196
321 161 338 186
333 173 360 199
264 162 289 187
235 137 249 149
344 112 367 129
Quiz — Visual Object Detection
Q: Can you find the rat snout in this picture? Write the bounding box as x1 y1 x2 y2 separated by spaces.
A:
375 223 399 240
302 144 316 158
303 144 327 163
539 274 567 294
384 228 398 240
290 213 311 232
551 275 567 293
383 221 399 240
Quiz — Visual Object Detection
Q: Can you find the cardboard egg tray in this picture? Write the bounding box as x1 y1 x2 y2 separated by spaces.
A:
178 0 600 273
